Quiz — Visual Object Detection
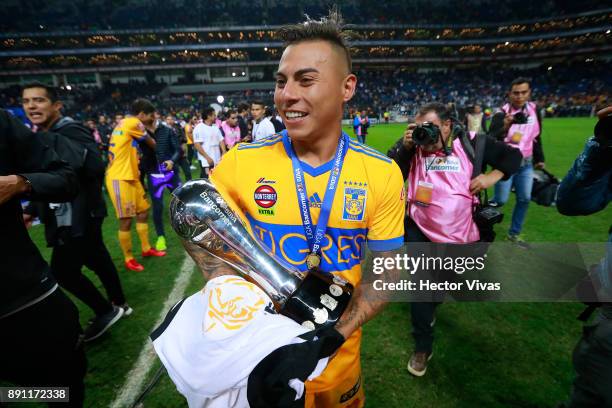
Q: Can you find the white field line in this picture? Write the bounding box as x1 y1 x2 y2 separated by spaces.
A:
110 255 195 408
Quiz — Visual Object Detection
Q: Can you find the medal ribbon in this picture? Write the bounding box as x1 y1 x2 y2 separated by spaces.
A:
283 132 348 259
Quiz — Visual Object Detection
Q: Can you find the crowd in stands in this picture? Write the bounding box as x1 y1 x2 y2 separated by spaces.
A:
350 62 610 117
1 0 606 32
2 62 608 121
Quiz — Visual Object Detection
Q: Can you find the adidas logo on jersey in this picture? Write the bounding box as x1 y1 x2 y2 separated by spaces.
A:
309 193 322 208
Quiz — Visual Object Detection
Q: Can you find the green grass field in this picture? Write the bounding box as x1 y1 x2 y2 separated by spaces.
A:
26 117 611 407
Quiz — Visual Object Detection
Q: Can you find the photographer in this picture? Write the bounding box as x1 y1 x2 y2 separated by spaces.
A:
488 77 545 247
557 106 611 407
387 102 521 376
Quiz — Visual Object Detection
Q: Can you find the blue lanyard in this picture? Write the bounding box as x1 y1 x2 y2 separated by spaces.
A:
283 133 348 256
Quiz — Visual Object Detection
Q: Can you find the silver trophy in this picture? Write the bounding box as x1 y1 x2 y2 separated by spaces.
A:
170 179 352 329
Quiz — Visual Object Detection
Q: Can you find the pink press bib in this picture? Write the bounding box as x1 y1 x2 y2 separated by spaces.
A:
221 122 241 148
407 135 480 243
501 102 540 159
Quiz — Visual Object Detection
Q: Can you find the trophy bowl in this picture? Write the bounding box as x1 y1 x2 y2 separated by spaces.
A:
170 179 353 329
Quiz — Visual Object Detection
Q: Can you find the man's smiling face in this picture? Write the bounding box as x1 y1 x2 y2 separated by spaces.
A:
274 40 355 143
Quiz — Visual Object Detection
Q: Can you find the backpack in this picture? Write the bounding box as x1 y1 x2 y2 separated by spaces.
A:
51 117 105 179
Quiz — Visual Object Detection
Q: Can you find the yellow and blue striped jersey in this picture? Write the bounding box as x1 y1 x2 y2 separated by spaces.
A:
211 130 405 288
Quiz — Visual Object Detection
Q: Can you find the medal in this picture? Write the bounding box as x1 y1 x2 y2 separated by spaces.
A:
306 253 321 269
284 131 348 272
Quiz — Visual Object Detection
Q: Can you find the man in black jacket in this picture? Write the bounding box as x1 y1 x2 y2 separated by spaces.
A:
0 109 85 406
237 103 251 142
22 83 129 342
387 102 521 377
139 114 181 252
166 113 192 182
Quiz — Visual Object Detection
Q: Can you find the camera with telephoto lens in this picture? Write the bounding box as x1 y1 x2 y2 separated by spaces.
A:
512 111 529 125
412 122 441 146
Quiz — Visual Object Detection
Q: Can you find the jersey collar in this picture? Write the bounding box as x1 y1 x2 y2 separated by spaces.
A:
281 130 348 177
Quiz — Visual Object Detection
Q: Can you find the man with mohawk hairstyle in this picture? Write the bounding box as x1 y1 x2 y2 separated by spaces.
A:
205 9 405 407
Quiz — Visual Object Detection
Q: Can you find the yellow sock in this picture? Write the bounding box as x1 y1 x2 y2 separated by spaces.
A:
136 222 151 252
118 230 133 261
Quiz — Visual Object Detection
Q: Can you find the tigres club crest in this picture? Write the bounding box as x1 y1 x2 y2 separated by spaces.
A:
343 182 367 222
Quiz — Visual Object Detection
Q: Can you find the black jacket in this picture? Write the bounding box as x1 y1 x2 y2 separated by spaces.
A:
0 110 78 317
237 115 249 140
270 116 286 133
26 117 107 246
488 105 545 164
140 122 180 174
387 133 522 182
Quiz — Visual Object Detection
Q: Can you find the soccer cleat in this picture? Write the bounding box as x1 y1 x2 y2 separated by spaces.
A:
142 248 167 257
156 235 167 251
119 303 133 316
83 306 124 342
506 233 530 249
407 351 433 377
125 259 145 272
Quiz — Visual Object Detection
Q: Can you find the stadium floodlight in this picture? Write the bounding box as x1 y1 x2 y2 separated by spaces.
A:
217 95 225 104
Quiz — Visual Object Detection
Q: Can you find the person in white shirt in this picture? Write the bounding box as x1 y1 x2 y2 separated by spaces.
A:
193 107 226 178
250 100 276 142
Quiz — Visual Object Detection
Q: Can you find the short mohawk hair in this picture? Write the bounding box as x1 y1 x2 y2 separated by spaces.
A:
277 8 355 73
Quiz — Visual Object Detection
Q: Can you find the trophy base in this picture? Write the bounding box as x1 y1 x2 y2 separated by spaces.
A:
280 269 353 330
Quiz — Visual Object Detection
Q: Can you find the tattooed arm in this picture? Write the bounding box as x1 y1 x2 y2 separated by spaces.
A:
335 248 402 339
181 239 237 281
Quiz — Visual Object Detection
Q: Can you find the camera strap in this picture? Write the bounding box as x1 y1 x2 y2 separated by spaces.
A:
464 131 487 205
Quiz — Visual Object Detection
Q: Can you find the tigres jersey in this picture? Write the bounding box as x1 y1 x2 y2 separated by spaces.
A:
211 131 404 393
211 131 405 392
106 116 147 180
211 130 405 287
185 123 194 145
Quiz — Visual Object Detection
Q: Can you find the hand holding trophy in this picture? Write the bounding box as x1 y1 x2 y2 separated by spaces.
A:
170 179 353 329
